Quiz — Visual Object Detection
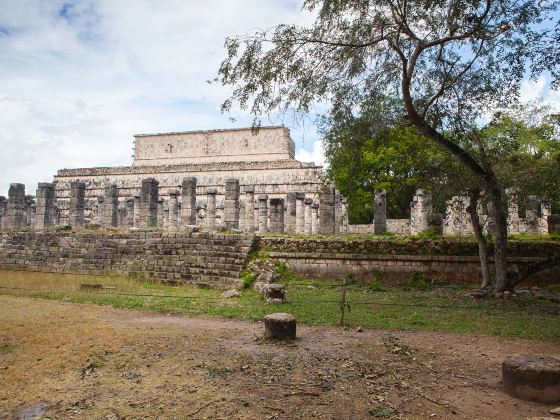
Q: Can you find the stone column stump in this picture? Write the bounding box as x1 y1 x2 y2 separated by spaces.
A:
264 313 296 340
502 355 560 403
224 178 240 230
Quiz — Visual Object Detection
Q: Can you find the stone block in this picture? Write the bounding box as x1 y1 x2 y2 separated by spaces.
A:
503 355 560 403
264 312 296 340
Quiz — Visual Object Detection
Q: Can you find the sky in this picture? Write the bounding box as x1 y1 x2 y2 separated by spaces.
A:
0 0 324 196
0 0 557 196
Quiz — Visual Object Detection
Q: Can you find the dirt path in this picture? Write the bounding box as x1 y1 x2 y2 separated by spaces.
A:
0 295 558 419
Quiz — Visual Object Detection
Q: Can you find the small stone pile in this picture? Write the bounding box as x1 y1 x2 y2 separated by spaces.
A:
246 259 286 304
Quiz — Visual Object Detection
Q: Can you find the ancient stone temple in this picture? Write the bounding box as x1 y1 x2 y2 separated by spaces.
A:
51 126 332 229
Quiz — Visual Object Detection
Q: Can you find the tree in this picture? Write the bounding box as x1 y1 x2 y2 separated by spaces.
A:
218 0 559 292
320 95 456 223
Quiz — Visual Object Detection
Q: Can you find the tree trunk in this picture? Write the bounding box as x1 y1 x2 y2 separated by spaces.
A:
489 185 508 293
467 189 491 289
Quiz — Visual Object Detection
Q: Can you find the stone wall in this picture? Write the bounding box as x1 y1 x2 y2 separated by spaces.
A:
133 126 295 166
260 237 560 285
0 231 255 288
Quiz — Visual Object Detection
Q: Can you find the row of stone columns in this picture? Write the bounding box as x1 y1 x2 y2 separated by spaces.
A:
0 178 348 234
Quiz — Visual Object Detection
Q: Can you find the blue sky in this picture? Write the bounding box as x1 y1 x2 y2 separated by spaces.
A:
0 0 324 196
0 0 558 196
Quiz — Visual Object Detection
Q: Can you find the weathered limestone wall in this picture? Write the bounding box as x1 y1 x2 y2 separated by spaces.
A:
0 231 255 288
260 237 560 286
52 160 325 225
133 126 295 166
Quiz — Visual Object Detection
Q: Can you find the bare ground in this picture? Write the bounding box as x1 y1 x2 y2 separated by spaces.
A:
0 295 558 419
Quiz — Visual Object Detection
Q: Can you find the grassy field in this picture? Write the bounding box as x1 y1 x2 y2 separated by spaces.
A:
0 269 558 342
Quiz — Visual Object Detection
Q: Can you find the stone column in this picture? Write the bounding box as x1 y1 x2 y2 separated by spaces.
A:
0 196 6 228
224 178 240 230
168 190 179 231
295 192 305 234
539 200 551 234
304 198 313 234
30 204 37 228
140 178 159 228
25 197 34 227
258 194 269 233
52 205 60 227
163 202 170 230
101 184 118 228
410 189 433 234
35 182 55 229
69 181 86 228
133 195 141 227
285 192 296 233
239 202 246 231
254 203 259 233
319 186 336 234
341 197 348 234
524 195 539 233
181 177 197 227
244 185 255 232
269 198 285 233
157 198 164 228
93 197 103 225
373 189 387 235
5 183 26 229
505 187 520 235
117 201 127 228
125 198 134 228
206 188 217 230
311 202 319 234
334 189 342 234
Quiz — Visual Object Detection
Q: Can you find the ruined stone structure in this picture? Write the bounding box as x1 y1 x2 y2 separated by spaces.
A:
349 188 552 236
51 126 331 227
1 125 553 236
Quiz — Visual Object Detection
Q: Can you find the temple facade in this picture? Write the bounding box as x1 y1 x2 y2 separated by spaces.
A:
51 126 330 228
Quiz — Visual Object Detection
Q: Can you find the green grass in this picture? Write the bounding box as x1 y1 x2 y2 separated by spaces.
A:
0 270 559 342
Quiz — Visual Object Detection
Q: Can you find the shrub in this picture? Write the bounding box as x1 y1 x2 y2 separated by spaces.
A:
416 228 440 240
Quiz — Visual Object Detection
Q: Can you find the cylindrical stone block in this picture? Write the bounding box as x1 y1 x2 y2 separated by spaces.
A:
264 313 296 340
502 355 560 403
258 194 268 234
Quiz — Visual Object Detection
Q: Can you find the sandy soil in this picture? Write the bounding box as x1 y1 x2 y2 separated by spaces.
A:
0 295 558 419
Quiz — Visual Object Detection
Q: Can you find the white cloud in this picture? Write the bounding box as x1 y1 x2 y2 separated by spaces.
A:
0 0 315 195
296 140 326 167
